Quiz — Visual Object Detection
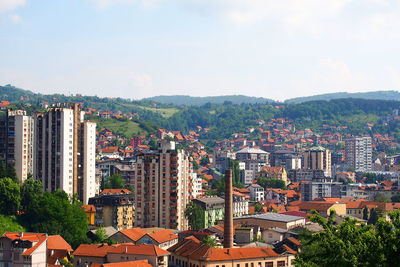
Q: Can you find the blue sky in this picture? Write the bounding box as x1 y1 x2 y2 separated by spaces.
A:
1 0 400 101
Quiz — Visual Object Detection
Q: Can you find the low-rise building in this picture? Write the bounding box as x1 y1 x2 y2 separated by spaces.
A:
89 189 135 230
192 196 225 229
168 237 293 267
247 184 265 201
0 232 72 267
231 213 305 230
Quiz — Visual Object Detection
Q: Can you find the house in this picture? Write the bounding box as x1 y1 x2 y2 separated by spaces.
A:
168 237 293 267
73 243 169 267
265 189 299 205
262 227 297 244
259 167 288 185
247 184 265 202
297 202 346 217
0 232 72 267
83 204 96 227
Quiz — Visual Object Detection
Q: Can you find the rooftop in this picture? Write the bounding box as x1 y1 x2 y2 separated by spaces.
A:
236 147 268 154
234 213 304 223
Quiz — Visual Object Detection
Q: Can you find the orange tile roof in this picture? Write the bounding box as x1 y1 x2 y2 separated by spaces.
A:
109 244 169 256
146 229 178 244
83 204 96 213
2 232 47 256
47 235 72 252
101 189 132 195
92 260 152 267
119 228 148 242
73 244 120 257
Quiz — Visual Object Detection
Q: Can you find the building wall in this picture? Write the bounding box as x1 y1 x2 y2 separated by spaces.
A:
83 121 96 204
107 253 168 267
13 114 34 182
231 217 304 230
169 255 290 267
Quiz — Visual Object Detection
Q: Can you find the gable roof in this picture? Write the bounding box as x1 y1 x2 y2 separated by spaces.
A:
118 228 148 242
145 229 178 244
92 260 152 267
47 235 72 252
73 244 120 257
1 232 47 256
108 244 169 256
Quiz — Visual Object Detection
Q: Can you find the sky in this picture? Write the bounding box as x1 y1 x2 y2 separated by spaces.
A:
1 0 400 101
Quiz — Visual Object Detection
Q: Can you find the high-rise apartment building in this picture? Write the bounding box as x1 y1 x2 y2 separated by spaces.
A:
345 136 372 171
133 140 191 230
33 103 96 204
303 146 331 177
0 110 34 182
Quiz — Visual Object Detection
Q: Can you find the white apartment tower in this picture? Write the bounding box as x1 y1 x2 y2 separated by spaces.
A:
133 140 191 230
0 110 34 182
303 146 332 177
33 103 96 204
345 136 372 171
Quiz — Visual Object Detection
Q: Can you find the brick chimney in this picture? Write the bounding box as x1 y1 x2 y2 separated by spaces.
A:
224 169 233 248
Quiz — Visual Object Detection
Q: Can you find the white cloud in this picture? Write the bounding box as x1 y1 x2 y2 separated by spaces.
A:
0 0 26 13
8 14 22 24
87 0 160 9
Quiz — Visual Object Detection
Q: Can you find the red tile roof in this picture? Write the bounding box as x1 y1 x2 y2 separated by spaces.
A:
73 244 120 257
1 232 47 256
108 244 169 256
92 260 152 267
146 229 177 244
101 189 132 195
47 235 72 252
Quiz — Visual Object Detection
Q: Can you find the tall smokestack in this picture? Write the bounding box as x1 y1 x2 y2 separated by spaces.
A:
224 169 233 248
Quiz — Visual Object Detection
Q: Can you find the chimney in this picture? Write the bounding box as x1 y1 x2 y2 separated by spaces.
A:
224 169 233 248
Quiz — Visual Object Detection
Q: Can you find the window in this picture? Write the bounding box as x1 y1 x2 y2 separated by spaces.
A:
245 264 249 267
277 261 285 267
251 263 254 267
265 263 273 267
237 264 240 267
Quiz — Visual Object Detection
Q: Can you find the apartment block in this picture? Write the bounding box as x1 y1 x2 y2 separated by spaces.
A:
0 110 34 182
303 146 332 177
133 140 191 230
345 136 372 171
33 103 96 204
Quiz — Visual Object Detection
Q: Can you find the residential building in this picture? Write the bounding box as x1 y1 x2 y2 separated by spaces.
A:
0 232 72 267
0 110 34 182
110 228 178 250
192 196 225 229
247 184 265 201
89 189 135 230
133 140 191 230
288 169 326 183
231 213 305 230
191 173 202 199
33 103 96 204
168 236 294 267
232 194 249 217
236 147 269 180
258 166 288 184
345 136 372 171
73 243 169 267
303 146 332 177
114 164 136 188
300 181 343 201
297 202 346 217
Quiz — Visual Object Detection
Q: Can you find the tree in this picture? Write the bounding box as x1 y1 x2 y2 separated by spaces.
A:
374 193 389 203
20 178 43 212
368 208 379 225
201 235 217 248
24 191 89 248
6 165 18 183
391 194 400 203
104 174 125 189
257 177 286 190
254 203 263 213
149 137 158 150
200 156 210 166
0 161 6 178
185 202 205 230
0 178 21 215
93 226 109 243
363 206 369 220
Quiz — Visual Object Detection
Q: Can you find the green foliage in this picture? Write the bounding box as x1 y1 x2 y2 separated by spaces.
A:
93 226 110 244
257 177 286 190
185 202 205 230
296 209 400 267
59 258 73 267
391 194 400 203
254 203 263 213
20 178 44 212
104 174 125 189
229 159 241 185
92 117 152 139
0 178 21 215
374 193 389 203
149 137 158 150
201 235 218 248
363 206 369 220
0 215 25 236
367 208 380 225
6 165 18 183
24 191 89 248
192 160 199 170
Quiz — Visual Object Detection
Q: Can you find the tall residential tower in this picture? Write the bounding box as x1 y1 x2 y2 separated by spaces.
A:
33 103 96 204
345 136 372 171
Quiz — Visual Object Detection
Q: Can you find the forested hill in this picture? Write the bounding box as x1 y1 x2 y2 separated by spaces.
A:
285 90 400 104
143 95 276 105
2 85 400 143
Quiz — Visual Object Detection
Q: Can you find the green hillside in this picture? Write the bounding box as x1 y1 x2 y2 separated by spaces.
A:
0 215 26 236
285 90 400 104
90 117 157 138
144 95 276 106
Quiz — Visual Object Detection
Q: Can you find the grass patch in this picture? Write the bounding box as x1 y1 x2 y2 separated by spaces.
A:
94 118 149 138
121 103 179 118
0 215 26 236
